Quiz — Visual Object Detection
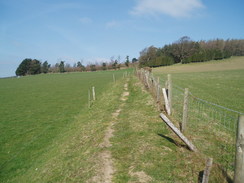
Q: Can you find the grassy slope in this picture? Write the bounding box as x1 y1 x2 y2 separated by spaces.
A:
1 69 230 182
153 56 244 112
0 70 124 182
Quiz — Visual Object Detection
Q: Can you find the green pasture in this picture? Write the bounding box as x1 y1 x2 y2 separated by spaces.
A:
0 67 236 182
153 56 244 180
0 70 125 182
1 55 243 182
153 56 244 113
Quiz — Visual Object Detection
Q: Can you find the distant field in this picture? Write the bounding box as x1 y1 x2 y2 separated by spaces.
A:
153 56 244 112
153 56 244 73
0 70 124 182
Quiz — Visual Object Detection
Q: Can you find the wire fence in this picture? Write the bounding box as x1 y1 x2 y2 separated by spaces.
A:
136 68 244 181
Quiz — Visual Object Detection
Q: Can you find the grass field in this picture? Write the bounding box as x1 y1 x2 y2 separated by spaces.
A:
0 70 125 182
1 56 243 182
153 56 244 112
0 69 213 183
152 56 244 181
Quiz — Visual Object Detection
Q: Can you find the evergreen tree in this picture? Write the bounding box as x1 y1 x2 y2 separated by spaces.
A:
102 62 107 70
42 61 49 73
15 58 41 76
125 56 130 67
132 58 138 63
59 61 65 73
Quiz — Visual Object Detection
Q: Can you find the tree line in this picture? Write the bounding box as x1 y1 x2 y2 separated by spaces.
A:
15 56 138 76
139 36 244 67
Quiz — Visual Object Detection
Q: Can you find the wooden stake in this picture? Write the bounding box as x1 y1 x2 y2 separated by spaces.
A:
162 88 171 115
202 158 213 183
234 115 244 183
167 74 172 114
159 113 197 152
182 88 189 132
92 86 96 101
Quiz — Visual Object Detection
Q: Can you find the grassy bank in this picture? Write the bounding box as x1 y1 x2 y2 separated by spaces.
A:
153 56 244 112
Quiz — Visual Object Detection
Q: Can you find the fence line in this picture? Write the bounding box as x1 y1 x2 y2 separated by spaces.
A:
135 68 243 182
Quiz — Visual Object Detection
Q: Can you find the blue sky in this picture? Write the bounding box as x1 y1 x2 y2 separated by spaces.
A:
0 0 243 77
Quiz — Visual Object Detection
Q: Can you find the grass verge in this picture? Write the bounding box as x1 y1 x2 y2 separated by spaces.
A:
111 76 210 183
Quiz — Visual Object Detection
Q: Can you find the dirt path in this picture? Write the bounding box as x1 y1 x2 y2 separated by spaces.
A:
91 82 130 183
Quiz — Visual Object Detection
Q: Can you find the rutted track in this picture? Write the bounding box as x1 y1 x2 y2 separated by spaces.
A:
91 81 130 183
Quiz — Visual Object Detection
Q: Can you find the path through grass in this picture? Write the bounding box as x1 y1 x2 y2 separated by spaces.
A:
1 71 225 182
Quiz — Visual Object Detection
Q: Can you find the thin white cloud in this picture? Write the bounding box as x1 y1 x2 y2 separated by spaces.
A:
131 0 204 18
105 21 121 28
79 17 92 24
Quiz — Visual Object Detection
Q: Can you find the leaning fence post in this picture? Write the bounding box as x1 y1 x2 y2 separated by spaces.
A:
92 86 96 101
167 74 172 114
182 88 189 132
234 115 244 183
160 113 197 152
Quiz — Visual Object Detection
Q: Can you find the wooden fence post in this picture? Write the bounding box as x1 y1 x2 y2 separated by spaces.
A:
88 89 91 108
202 158 213 183
234 115 244 183
182 88 189 132
160 113 197 152
92 86 96 101
162 88 171 115
167 74 172 114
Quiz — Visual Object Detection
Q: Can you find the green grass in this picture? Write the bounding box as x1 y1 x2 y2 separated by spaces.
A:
0 70 125 182
8 74 125 182
153 56 244 112
110 77 206 183
1 66 237 182
152 56 244 181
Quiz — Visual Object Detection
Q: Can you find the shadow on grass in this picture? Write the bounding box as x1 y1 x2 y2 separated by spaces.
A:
218 165 233 183
157 133 190 151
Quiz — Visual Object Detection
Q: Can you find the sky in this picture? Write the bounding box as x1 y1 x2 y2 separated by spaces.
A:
0 0 243 77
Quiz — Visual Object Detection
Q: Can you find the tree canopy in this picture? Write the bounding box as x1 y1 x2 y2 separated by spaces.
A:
138 37 244 67
15 58 42 76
